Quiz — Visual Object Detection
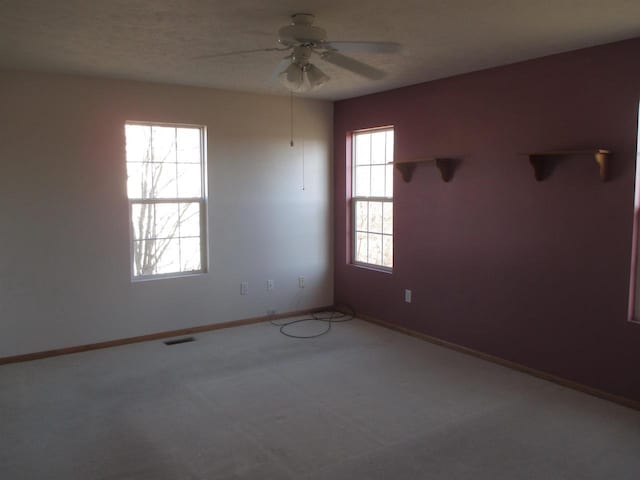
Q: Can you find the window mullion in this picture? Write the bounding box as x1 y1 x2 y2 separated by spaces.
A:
352 196 391 202
131 197 202 204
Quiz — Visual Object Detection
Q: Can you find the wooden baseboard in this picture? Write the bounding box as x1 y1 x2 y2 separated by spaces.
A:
354 312 640 412
0 306 333 365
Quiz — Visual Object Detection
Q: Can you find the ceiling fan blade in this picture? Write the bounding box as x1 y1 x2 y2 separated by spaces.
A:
320 41 402 54
320 51 386 80
193 47 288 60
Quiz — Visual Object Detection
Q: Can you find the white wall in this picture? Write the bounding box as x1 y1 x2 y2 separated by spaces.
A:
0 71 334 357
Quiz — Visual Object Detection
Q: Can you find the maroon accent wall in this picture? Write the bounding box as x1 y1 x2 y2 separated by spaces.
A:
334 38 640 402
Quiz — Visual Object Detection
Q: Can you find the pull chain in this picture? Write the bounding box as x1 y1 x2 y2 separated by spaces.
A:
301 139 305 191
289 91 305 190
289 90 294 147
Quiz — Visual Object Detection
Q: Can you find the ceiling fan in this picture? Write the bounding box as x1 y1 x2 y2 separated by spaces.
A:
197 13 401 93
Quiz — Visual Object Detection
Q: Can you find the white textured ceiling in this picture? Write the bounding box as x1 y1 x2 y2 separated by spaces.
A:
1 0 639 100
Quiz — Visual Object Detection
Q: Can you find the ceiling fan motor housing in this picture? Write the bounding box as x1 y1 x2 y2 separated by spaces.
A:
278 13 327 47
291 46 313 66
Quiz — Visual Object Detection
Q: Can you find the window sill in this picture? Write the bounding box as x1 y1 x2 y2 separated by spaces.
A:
349 262 393 274
131 271 207 283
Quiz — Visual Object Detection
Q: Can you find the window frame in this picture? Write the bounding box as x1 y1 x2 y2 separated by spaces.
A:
350 126 394 272
627 104 640 323
125 121 209 282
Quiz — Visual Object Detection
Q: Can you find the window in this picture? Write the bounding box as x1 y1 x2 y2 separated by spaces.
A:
628 104 640 322
125 122 207 279
351 127 394 269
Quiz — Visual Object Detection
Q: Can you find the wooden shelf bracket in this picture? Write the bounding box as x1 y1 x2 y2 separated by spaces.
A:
395 162 417 182
435 158 455 182
594 150 609 180
392 157 458 183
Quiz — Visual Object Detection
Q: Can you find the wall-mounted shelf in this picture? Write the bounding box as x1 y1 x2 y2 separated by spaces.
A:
522 149 611 181
390 158 458 183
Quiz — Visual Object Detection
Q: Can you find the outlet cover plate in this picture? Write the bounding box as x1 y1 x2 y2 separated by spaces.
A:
404 289 412 303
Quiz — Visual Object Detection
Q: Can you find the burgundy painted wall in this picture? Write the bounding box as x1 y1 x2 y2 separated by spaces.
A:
334 38 640 402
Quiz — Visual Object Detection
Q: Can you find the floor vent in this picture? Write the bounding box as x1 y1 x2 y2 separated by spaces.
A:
164 337 195 346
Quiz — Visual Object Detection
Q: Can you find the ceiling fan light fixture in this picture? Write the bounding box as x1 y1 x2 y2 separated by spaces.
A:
281 62 304 87
278 62 329 93
305 64 330 89
279 63 306 92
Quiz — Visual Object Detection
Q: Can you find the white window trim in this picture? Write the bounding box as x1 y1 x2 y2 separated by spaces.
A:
350 126 394 271
627 105 640 322
125 121 209 281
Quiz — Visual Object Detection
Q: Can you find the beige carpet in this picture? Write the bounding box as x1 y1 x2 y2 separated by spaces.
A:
1 317 639 479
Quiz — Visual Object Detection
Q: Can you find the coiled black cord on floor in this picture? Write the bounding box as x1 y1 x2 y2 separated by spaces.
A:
269 305 356 339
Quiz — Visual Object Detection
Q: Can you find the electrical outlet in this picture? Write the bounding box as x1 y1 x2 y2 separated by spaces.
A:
298 276 305 288
240 282 248 295
404 289 412 303
267 279 274 291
